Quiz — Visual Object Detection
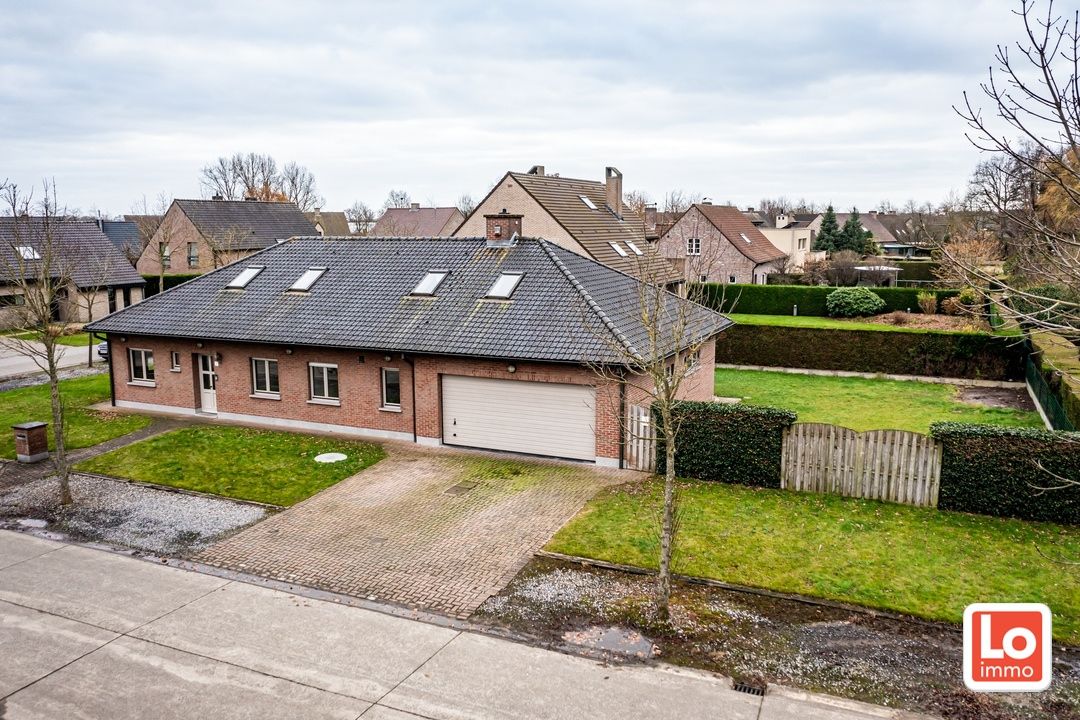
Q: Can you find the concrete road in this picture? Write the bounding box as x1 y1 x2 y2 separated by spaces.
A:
0 530 929 719
0 340 91 380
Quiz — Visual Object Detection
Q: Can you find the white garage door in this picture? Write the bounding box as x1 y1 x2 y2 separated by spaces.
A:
441 376 596 461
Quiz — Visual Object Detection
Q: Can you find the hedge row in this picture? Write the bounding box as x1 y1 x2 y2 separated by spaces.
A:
1030 331 1080 429
655 402 796 488
931 423 1080 525
696 283 959 316
714 324 1026 380
142 273 202 296
894 261 941 282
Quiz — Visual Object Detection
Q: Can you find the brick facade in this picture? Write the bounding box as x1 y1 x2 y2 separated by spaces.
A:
107 334 717 466
658 206 758 284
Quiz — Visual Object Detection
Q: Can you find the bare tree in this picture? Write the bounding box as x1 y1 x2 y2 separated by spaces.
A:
0 180 76 505
131 194 172 295
200 153 322 209
582 231 727 617
382 189 412 211
624 189 653 220
204 226 252 269
947 0 1080 342
456 193 476 218
345 201 376 235
278 161 324 211
73 253 116 368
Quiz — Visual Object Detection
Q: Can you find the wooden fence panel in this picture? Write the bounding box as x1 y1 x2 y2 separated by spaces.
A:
625 404 656 472
781 423 942 507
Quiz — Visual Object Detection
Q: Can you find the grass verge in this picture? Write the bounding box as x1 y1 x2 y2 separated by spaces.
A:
75 425 385 506
0 374 150 459
547 479 1080 644
714 367 1043 433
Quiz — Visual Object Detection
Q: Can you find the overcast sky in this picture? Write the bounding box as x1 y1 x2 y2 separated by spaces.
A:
1 0 1021 216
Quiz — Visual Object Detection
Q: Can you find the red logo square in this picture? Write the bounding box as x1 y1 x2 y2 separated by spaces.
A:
964 603 1052 692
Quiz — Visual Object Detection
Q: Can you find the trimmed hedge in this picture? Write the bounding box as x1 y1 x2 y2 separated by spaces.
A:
655 401 796 488
895 260 941 282
1030 331 1080 429
142 273 202 296
932 423 1080 525
714 324 1026 380
696 283 959 316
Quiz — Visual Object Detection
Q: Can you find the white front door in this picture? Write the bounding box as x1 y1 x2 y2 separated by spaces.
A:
198 354 217 414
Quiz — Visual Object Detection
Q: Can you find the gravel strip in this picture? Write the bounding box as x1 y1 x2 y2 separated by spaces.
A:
0 365 108 392
0 473 267 556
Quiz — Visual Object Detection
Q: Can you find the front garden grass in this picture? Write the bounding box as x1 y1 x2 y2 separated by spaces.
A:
547 479 1080 644
7 330 93 347
725 312 1023 336
714 367 1044 433
75 425 385 506
0 374 151 459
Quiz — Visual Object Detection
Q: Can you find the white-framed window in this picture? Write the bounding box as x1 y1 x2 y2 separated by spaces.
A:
700 274 708 282
412 271 449 296
252 358 280 396
798 238 806 250
625 240 644 256
187 242 199 267
290 267 327 292
381 368 401 409
608 241 628 257
170 351 181 371
15 246 40 260
129 348 155 383
486 272 524 299
309 363 339 402
226 266 263 289
160 243 171 269
687 237 701 256
728 274 737 283
579 195 598 210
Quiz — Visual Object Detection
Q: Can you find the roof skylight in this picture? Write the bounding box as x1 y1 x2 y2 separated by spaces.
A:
739 232 752 244
625 240 644 256
486 272 524 299
580 195 598 210
226 266 264 289
609 241 628 257
412 271 449 296
289 267 326 292
15 246 40 260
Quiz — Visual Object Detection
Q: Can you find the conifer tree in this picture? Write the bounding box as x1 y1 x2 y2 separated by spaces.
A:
838 208 874 254
812 205 840 252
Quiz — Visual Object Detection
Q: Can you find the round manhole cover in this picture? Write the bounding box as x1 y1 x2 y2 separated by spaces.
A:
314 452 348 464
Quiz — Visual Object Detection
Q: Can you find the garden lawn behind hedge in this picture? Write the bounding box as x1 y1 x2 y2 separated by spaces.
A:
547 479 1080 643
714 368 1043 433
75 425 385 506
0 374 151 459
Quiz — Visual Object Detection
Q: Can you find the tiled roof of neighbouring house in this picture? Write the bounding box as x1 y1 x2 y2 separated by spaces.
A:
175 199 316 250
682 204 788 264
305 210 352 236
87 236 729 365
100 220 141 258
0 218 145 288
372 206 462 237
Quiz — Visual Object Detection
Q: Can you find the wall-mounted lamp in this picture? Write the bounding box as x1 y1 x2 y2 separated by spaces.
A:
507 364 516 373
383 354 392 362
195 341 204 349
119 336 127 343
285 348 293 355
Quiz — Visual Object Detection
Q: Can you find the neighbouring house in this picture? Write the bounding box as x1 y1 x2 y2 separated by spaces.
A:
372 204 463 237
455 166 681 284
87 216 728 467
658 203 788 284
0 218 145 329
756 212 824 270
99 219 143 266
136 198 316 276
305 208 352 236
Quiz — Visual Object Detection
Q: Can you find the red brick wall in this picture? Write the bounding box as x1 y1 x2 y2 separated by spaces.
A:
657 206 757 283
108 334 720 463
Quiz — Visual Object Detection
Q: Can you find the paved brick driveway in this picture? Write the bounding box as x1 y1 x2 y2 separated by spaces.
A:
198 444 633 617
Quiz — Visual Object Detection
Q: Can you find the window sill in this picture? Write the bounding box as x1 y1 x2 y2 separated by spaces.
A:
379 405 402 413
169 368 181 373
250 392 281 401
127 380 156 388
307 398 340 407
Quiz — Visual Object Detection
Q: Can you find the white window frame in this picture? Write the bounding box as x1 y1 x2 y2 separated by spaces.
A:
608 241 628 257
411 271 449 296
251 357 280 398
290 267 327 292
128 348 155 385
308 362 339 405
728 274 737 283
226 266 264 289
15 246 40 260
687 237 701 256
486 272 524 299
625 240 644 256
186 242 199 267
579 195 598 210
170 351 181 372
739 232 752 244
380 367 401 411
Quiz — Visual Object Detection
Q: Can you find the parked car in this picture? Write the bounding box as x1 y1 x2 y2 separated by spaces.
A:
97 341 109 360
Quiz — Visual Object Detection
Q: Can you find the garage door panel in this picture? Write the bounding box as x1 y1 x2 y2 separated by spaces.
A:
442 376 596 461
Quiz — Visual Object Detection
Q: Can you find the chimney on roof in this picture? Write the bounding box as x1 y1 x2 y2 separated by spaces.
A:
644 203 657 228
409 202 420 211
775 212 792 229
605 167 623 219
211 194 224 201
527 165 545 176
702 198 713 205
244 195 257 201
746 207 755 212
485 209 523 248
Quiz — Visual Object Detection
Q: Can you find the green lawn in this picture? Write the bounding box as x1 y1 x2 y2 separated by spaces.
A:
0 374 151 459
547 479 1080 643
714 367 1044 433
726 312 1023 336
75 426 386 506
7 330 93 347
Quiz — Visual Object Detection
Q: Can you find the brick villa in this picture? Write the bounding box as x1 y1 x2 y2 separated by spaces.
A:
88 213 728 468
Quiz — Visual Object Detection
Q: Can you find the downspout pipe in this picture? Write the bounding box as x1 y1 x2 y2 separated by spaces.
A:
403 354 417 442
618 367 627 470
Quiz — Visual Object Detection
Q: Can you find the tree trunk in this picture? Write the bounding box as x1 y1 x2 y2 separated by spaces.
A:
86 308 94 368
657 422 676 618
46 351 71 506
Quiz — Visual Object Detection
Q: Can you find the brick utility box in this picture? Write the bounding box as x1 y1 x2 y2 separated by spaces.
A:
12 421 48 463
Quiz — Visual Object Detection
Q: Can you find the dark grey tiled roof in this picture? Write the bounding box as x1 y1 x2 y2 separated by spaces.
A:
0 218 145 288
100 220 141 257
175 199 316 250
88 236 729 364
